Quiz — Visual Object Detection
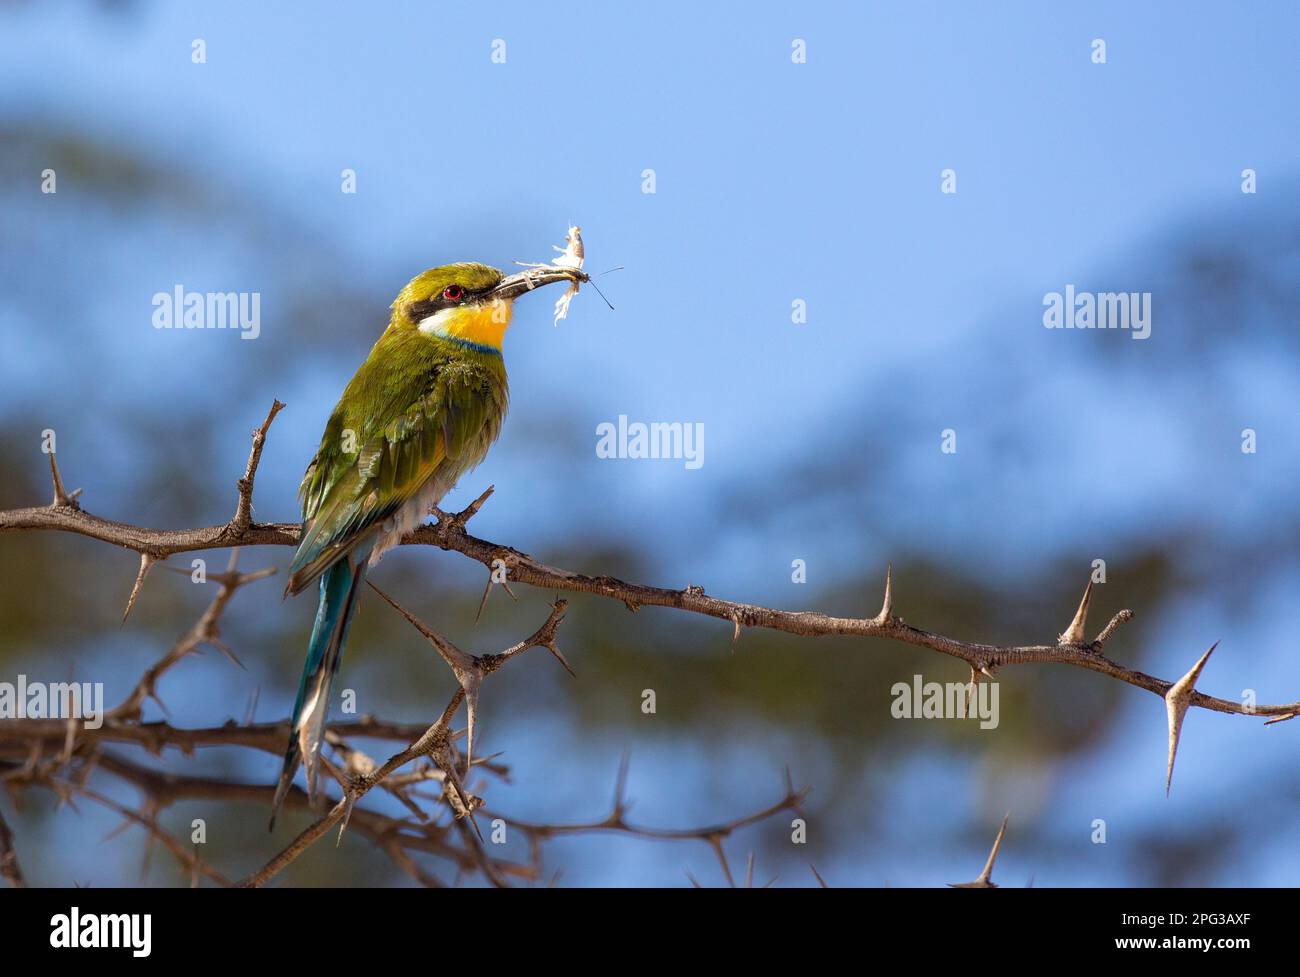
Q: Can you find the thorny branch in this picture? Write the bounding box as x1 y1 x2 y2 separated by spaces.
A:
0 574 801 887
0 401 1293 884
0 404 803 885
2 402 1293 720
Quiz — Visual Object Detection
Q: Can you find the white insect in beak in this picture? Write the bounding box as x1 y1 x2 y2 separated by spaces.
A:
515 225 586 326
549 226 584 326
551 225 585 269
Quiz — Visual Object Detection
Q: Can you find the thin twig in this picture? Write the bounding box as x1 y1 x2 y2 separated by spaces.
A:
0 804 26 888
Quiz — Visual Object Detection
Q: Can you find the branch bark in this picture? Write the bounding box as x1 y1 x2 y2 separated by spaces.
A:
1 402 1294 721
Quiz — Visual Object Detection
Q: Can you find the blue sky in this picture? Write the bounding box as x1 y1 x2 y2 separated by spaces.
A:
1 1 1298 886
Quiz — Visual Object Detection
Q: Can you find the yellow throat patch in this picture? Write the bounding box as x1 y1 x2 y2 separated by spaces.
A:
416 298 513 349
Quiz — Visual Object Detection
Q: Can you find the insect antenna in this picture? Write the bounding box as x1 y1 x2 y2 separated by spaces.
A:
588 277 615 310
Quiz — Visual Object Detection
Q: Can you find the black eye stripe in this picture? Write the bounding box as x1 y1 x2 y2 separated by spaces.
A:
407 285 480 321
406 297 439 320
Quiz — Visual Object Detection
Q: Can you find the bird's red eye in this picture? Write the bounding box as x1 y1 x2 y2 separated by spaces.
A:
443 284 463 301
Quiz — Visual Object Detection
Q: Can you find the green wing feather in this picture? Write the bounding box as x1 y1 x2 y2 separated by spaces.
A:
286 328 506 595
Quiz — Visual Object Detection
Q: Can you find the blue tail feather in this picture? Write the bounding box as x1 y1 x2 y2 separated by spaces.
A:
270 549 370 830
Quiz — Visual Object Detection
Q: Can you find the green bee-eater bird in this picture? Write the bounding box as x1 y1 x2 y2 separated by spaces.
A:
270 260 584 826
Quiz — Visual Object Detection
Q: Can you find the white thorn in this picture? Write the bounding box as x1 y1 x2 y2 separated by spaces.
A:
459 669 482 778
873 564 893 625
1165 642 1217 796
949 812 1009 889
965 666 981 713
1059 578 1093 645
122 553 157 624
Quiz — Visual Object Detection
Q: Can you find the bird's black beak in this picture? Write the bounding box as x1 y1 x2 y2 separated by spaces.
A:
488 267 588 302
